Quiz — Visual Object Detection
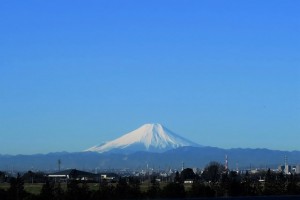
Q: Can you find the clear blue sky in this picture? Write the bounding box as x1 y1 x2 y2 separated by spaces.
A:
0 0 299 155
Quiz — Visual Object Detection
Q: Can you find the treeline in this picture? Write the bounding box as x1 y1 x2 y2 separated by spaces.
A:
1 162 300 200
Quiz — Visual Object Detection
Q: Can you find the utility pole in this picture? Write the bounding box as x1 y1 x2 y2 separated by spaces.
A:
58 159 61 172
225 155 228 172
284 155 289 174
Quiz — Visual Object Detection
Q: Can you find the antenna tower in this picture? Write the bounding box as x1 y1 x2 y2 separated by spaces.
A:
225 155 228 171
58 159 61 172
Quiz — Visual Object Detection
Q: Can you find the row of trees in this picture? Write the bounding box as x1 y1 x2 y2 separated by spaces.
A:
194 162 300 197
1 162 300 200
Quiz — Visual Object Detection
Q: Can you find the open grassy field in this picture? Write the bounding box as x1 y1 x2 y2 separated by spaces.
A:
0 183 98 195
0 181 193 195
0 183 51 195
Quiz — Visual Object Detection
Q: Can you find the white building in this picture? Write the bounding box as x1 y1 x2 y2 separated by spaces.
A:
283 165 292 174
296 165 300 174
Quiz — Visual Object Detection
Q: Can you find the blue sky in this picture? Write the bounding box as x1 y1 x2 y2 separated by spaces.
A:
0 0 299 155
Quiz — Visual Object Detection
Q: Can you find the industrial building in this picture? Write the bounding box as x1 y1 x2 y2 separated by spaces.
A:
48 169 98 182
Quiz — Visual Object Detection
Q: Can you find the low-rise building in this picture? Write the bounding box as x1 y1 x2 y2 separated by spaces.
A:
184 179 194 184
100 173 117 182
296 165 300 174
278 165 285 172
48 169 97 182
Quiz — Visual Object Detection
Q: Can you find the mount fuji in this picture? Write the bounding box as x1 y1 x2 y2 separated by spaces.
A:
86 123 200 153
2 125 300 171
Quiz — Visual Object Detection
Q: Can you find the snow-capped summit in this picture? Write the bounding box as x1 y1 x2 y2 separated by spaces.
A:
86 123 200 153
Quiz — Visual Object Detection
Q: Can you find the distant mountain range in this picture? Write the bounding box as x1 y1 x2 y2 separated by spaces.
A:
1 123 299 171
1 147 300 171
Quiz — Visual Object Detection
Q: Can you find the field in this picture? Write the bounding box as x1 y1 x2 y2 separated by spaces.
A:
0 181 193 195
0 182 100 195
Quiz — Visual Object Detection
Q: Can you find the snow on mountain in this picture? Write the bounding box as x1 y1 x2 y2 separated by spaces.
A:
86 123 200 153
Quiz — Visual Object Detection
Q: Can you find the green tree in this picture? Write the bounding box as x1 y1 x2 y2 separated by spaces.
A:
264 169 286 195
202 162 225 184
66 180 92 200
128 177 141 198
39 181 55 200
264 169 276 195
115 177 130 199
180 168 196 181
78 182 91 200
226 171 242 196
146 176 161 198
53 183 64 200
161 182 185 198
286 174 300 195
241 171 255 196
232 170 262 196
275 172 286 195
174 171 182 183
94 179 116 199
7 173 28 200
0 171 6 183
0 188 7 200
190 181 215 197
22 171 45 184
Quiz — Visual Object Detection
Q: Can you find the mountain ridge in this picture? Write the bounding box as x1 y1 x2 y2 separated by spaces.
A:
86 123 200 153
1 147 300 171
